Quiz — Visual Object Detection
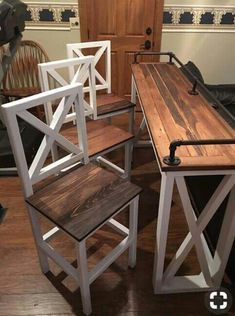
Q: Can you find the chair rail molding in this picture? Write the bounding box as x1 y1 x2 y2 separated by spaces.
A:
24 1 79 30
163 4 235 33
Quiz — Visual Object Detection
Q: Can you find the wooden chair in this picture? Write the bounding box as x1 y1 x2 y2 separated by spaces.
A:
1 83 141 316
0 41 49 174
66 40 135 133
2 40 49 119
38 56 134 179
2 40 49 98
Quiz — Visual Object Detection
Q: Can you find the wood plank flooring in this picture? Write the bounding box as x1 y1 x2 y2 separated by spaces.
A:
1 114 235 316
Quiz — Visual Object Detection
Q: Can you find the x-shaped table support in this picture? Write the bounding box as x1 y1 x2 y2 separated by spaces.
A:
153 171 235 293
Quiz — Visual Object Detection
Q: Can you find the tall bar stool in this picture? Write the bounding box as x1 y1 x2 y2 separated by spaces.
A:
38 56 134 179
1 83 141 315
66 40 135 133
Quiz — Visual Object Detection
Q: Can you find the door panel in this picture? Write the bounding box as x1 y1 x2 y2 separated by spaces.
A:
125 0 155 36
95 0 118 36
79 0 164 97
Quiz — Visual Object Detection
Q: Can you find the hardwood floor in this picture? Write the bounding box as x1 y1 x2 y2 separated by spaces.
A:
0 114 234 316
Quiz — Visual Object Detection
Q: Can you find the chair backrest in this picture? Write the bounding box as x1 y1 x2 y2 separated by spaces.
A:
38 56 97 123
1 84 88 198
2 40 50 97
66 40 111 94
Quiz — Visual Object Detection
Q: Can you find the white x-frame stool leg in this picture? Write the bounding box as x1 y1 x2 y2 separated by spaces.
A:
153 170 235 294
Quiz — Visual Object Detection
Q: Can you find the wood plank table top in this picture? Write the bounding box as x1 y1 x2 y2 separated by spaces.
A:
132 62 235 172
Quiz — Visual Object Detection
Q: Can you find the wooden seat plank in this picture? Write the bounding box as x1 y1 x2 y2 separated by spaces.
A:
96 93 135 116
26 163 141 241
132 62 235 171
60 120 134 158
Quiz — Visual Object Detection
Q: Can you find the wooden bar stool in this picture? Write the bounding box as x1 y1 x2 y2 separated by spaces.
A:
66 40 135 133
38 56 134 179
2 83 141 315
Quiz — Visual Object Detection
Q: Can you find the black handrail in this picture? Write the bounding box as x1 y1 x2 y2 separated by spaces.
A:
163 139 235 166
133 51 176 64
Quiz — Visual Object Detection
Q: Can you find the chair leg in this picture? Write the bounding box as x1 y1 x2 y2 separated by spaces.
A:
124 141 132 180
27 205 50 273
129 107 135 166
128 107 135 134
128 196 139 268
76 240 92 316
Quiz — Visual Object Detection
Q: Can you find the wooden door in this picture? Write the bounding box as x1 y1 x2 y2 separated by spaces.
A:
79 0 164 97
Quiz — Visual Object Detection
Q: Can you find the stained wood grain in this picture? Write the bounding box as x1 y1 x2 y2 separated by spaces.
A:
132 63 235 171
61 119 134 158
96 93 135 116
27 163 141 241
0 293 73 315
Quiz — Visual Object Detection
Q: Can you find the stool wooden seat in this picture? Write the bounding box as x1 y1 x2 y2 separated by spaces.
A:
27 163 140 242
96 93 135 117
61 120 134 158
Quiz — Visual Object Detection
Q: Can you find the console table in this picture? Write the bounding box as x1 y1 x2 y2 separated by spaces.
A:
131 58 235 293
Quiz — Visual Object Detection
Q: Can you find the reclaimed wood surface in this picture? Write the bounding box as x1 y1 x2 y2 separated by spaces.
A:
27 163 141 241
61 119 134 158
132 63 235 171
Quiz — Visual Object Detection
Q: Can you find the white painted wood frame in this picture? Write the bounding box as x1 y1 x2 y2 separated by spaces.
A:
38 56 97 122
67 40 111 94
153 171 235 294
